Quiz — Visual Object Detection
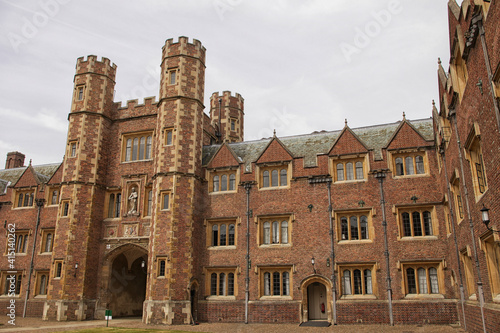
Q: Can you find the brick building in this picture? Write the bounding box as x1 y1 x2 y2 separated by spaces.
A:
0 1 498 331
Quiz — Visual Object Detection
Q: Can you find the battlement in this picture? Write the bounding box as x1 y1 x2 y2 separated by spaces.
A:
75 55 117 79
161 36 206 62
116 96 158 110
210 91 244 109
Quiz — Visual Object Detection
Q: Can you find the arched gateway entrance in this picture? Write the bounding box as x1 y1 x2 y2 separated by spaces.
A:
300 276 332 323
102 244 148 318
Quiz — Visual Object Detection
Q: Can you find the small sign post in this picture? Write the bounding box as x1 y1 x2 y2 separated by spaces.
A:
105 309 112 327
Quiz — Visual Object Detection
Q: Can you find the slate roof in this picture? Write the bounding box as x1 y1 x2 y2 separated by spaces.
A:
0 163 61 195
202 118 434 169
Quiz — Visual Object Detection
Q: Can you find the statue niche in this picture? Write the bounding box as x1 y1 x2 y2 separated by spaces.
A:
126 186 140 216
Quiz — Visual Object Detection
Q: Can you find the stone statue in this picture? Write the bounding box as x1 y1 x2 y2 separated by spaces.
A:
128 187 138 214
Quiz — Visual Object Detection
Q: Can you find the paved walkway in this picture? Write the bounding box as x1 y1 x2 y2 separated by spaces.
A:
0 317 466 333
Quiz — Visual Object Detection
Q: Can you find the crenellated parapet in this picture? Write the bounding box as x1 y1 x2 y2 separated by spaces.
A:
112 97 158 120
161 36 206 64
210 91 245 143
75 55 117 81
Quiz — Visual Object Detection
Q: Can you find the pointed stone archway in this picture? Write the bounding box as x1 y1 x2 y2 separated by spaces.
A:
99 243 148 318
300 275 333 324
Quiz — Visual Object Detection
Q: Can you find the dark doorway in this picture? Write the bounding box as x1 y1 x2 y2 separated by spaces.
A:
108 254 147 317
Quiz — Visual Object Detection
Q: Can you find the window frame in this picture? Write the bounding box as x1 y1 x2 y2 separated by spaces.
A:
332 156 367 183
481 233 500 302
338 264 377 299
7 230 29 254
391 151 428 177
122 131 154 163
257 215 292 247
1 271 23 296
164 127 174 146
75 85 85 101
258 164 290 190
61 200 70 217
258 266 292 299
205 267 238 299
465 124 488 199
207 219 237 248
209 169 238 194
160 192 171 211
14 189 35 208
460 248 476 299
40 229 55 254
401 261 444 298
68 141 78 158
157 257 168 278
48 187 60 206
34 271 49 297
105 191 122 219
335 210 373 243
53 260 63 279
396 207 437 239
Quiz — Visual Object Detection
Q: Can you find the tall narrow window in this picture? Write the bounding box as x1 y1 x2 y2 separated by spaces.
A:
125 139 132 161
412 212 422 236
353 269 362 294
211 273 217 295
166 130 173 146
341 217 348 240
219 273 226 296
395 157 404 176
158 260 166 277
364 269 372 294
355 161 363 179
272 221 279 244
213 176 219 192
170 71 176 85
139 137 145 160
264 272 271 296
281 221 288 244
406 268 416 294
405 156 414 175
346 162 354 180
337 164 344 181
229 174 236 190
280 169 287 186
51 190 58 205
343 270 352 295
108 194 115 218
146 190 153 216
145 136 152 159
212 225 218 246
221 175 227 191
44 233 53 252
350 216 358 240
360 215 368 239
263 222 270 244
220 224 226 246
271 170 279 187
263 171 269 188
415 155 425 174
423 211 432 236
273 272 280 295
228 273 235 295
132 138 139 161
162 193 169 210
417 267 428 294
282 272 290 295
228 224 235 246
429 267 439 294
115 194 121 217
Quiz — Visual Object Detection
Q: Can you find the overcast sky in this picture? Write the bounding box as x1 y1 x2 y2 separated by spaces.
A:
0 0 454 166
